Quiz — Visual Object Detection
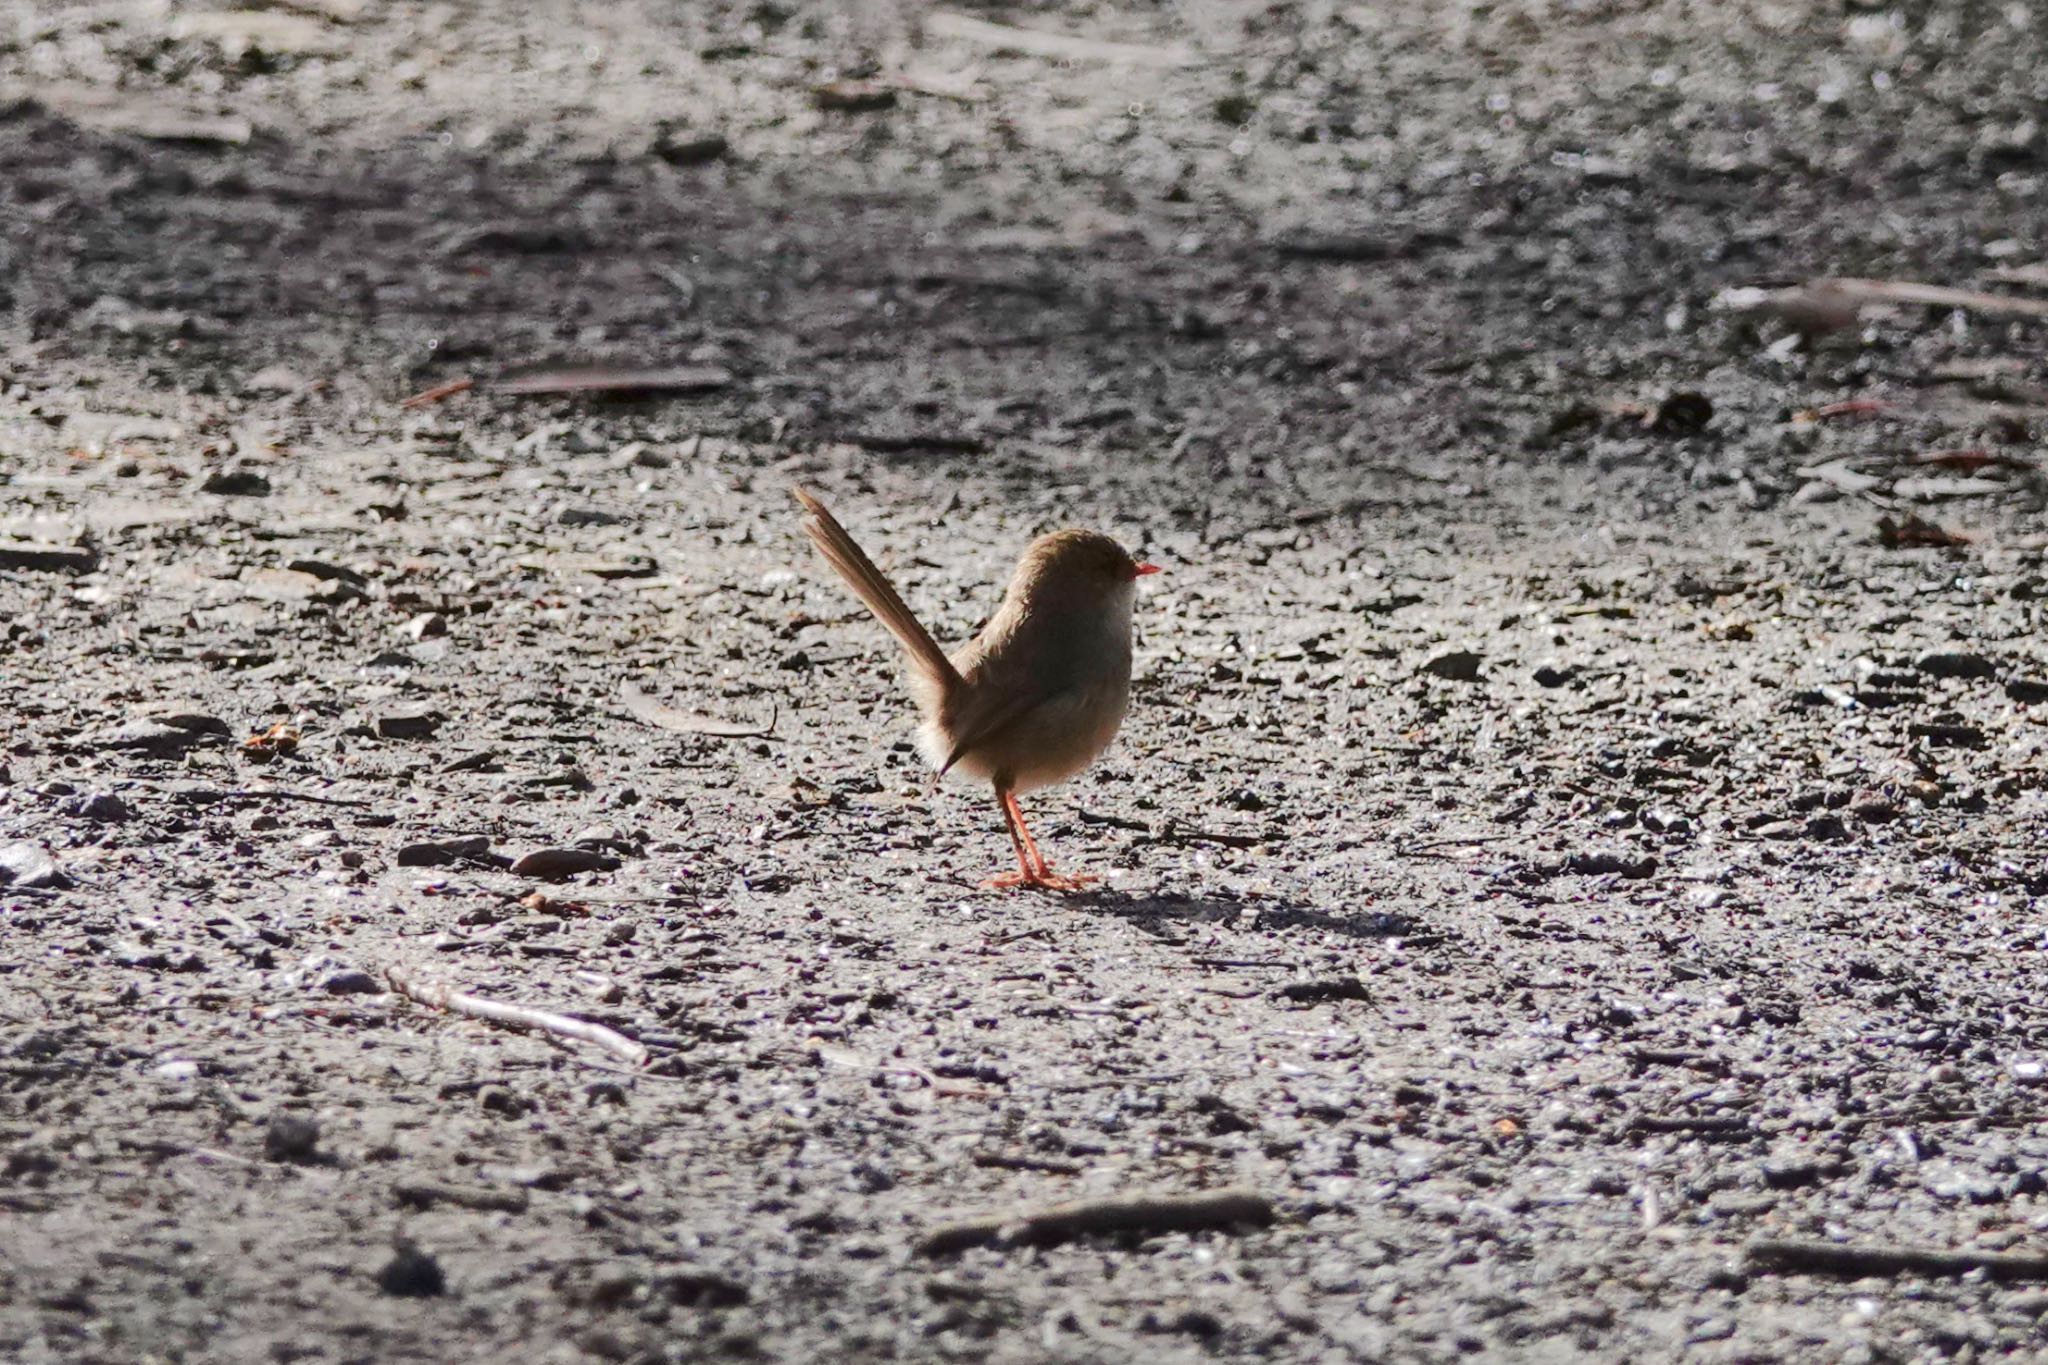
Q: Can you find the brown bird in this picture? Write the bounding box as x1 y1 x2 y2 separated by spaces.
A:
794 487 1158 891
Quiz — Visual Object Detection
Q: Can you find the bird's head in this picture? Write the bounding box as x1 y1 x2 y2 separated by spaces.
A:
1012 529 1159 611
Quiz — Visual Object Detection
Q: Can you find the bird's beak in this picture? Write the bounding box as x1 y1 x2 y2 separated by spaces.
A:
1133 562 1162 577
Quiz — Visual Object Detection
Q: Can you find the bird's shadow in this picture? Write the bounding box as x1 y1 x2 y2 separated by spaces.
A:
1062 886 1428 943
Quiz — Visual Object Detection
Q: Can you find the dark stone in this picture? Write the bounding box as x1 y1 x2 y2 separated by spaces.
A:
1915 651 1997 679
1419 649 1483 682
375 1242 446 1297
322 969 383 995
199 468 271 496
70 792 132 823
264 1114 322 1163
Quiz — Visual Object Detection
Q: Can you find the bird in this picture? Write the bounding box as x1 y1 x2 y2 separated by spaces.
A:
793 487 1158 891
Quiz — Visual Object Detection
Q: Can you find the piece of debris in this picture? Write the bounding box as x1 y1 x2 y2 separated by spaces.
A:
1269 232 1437 264
242 723 301 762
1915 651 1998 680
1275 978 1372 1004
1876 513 1969 549
651 128 730 165
68 792 132 823
489 365 732 399
1419 649 1483 682
1827 277 2048 321
924 10 1198 67
621 684 776 738
1712 280 1863 341
811 80 897 113
244 567 354 604
40 87 255 145
200 468 271 497
0 543 99 574
395 836 498 868
509 847 622 879
1747 1239 2048 1282
917 1189 1275 1257
263 1115 323 1164
374 1241 446 1298
286 558 370 588
386 966 648 1066
1792 399 1897 424
393 1182 530 1214
0 843 70 890
1568 851 1658 879
399 377 475 410
322 969 384 996
2006 677 2048 704
374 712 440 740
846 431 990 456
1645 391 1713 436
1908 722 1986 748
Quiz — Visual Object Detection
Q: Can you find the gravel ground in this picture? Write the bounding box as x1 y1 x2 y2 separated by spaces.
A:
5 2 2048 1362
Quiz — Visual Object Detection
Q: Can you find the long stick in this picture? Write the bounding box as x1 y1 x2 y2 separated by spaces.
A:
919 1188 1273 1256
1748 1239 2048 1282
386 967 647 1067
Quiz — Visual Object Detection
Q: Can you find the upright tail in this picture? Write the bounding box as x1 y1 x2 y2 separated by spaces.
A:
793 488 962 691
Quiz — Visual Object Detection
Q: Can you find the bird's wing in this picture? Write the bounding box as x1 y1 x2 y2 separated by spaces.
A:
935 684 1065 779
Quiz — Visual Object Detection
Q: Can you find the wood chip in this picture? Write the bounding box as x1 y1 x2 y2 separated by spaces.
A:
509 847 622 879
0 544 99 574
1748 1239 2048 1282
918 1189 1274 1257
490 365 731 398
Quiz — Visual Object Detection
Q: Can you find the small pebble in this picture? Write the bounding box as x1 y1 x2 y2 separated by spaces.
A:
264 1114 322 1163
70 792 132 823
1419 649 1483 682
375 1241 446 1298
322 969 383 996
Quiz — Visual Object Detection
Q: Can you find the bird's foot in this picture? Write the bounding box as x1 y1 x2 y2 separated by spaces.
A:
979 867 1098 893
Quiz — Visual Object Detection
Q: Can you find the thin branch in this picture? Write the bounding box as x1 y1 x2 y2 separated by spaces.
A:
1747 1239 2048 1282
918 1188 1274 1256
386 967 647 1067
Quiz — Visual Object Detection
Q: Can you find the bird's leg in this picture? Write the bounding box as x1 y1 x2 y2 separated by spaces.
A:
1005 790 1049 879
979 788 1095 892
979 783 1040 889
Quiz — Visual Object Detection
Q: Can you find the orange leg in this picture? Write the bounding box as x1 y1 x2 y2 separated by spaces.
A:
979 787 1095 892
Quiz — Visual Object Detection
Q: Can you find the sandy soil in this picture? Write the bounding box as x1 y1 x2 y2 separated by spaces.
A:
5 2 2048 1361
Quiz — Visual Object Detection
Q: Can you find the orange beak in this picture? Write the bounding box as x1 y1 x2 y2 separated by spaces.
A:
1133 562 1162 577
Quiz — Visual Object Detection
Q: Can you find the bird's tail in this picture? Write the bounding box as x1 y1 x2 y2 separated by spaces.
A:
793 488 962 691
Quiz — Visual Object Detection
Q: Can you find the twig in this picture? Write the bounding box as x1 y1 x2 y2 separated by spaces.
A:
394 1181 531 1214
969 1151 1083 1176
1626 1114 1752 1138
925 10 1196 67
1747 1239 2048 1282
918 1188 1274 1256
399 376 475 410
1146 826 1265 850
621 683 777 738
1825 277 2048 320
138 782 371 809
1397 831 1513 854
386 967 648 1067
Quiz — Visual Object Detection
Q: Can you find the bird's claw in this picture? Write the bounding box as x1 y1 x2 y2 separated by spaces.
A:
980 868 1098 893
